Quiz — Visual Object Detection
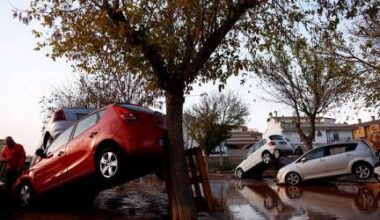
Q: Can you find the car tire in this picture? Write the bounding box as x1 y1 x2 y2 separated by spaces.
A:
235 168 244 179
262 152 272 164
18 182 34 208
273 150 281 159
355 188 376 211
353 163 373 180
96 146 122 183
285 185 302 199
285 172 301 185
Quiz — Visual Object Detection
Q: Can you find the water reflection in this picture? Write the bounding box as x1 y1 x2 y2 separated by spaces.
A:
211 179 380 220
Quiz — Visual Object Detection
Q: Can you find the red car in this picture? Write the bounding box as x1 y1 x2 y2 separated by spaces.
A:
14 103 166 207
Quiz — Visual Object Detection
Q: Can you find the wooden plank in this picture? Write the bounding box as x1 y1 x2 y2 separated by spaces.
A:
193 148 213 211
184 147 213 212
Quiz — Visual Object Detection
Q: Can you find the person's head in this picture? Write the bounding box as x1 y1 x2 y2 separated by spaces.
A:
5 136 16 147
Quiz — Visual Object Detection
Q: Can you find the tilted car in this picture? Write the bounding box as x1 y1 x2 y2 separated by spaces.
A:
41 107 93 148
235 135 298 179
277 140 378 185
14 103 166 207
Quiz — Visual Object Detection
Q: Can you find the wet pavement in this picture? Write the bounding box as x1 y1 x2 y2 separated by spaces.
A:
211 176 380 219
1 175 380 219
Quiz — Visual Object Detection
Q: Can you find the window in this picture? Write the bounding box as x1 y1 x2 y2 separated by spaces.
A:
333 133 340 141
47 126 74 154
254 140 262 151
98 110 106 119
269 135 284 140
327 144 357 156
73 113 98 138
302 147 325 161
317 131 322 137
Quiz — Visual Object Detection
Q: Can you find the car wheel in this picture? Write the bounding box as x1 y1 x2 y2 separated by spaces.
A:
18 183 34 208
356 188 376 211
96 147 121 182
353 163 372 180
262 152 272 164
285 185 302 199
236 168 244 179
285 172 301 185
273 150 281 159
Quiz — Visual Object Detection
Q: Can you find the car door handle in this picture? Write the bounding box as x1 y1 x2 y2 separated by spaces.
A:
57 151 65 157
89 132 98 138
320 159 325 162
346 154 352 157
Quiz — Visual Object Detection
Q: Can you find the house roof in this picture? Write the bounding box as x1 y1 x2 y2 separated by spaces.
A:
270 116 336 120
351 119 380 128
281 123 354 131
226 130 262 148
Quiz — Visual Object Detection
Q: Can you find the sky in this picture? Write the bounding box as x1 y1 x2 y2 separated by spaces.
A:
0 1 375 155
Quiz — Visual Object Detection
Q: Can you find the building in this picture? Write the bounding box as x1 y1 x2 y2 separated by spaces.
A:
226 126 262 149
263 116 354 147
209 126 262 166
352 117 380 153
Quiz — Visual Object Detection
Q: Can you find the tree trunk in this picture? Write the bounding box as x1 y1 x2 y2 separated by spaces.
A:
165 89 197 220
218 145 223 168
304 138 313 151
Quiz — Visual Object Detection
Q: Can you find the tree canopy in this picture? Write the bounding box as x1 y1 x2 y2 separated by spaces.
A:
185 92 249 154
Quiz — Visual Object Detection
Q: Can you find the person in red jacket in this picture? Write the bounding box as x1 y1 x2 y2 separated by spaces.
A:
1 136 26 192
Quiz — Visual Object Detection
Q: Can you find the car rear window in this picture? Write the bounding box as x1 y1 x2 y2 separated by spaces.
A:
117 104 155 114
269 135 284 140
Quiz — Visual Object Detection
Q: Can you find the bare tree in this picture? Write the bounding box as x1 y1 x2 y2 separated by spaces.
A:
256 39 356 150
185 92 249 167
328 10 380 109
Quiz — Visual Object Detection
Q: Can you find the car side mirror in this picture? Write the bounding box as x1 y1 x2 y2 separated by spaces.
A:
35 148 46 158
301 157 307 163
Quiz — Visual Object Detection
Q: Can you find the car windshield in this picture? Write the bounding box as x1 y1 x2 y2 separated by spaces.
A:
269 135 284 140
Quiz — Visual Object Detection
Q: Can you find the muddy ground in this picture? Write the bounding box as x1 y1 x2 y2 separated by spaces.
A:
1 174 380 219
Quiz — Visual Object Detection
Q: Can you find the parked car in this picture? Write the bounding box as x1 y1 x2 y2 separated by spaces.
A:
14 103 166 207
235 135 298 179
41 107 93 148
277 140 378 185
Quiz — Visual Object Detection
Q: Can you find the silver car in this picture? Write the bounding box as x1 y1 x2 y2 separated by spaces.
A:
235 135 297 179
277 140 378 185
41 107 93 147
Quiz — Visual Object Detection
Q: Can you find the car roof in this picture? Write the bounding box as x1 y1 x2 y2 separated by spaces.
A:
316 140 364 148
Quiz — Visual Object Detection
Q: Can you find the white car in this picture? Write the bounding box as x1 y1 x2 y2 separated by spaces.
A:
235 135 296 179
277 140 378 185
41 107 93 148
